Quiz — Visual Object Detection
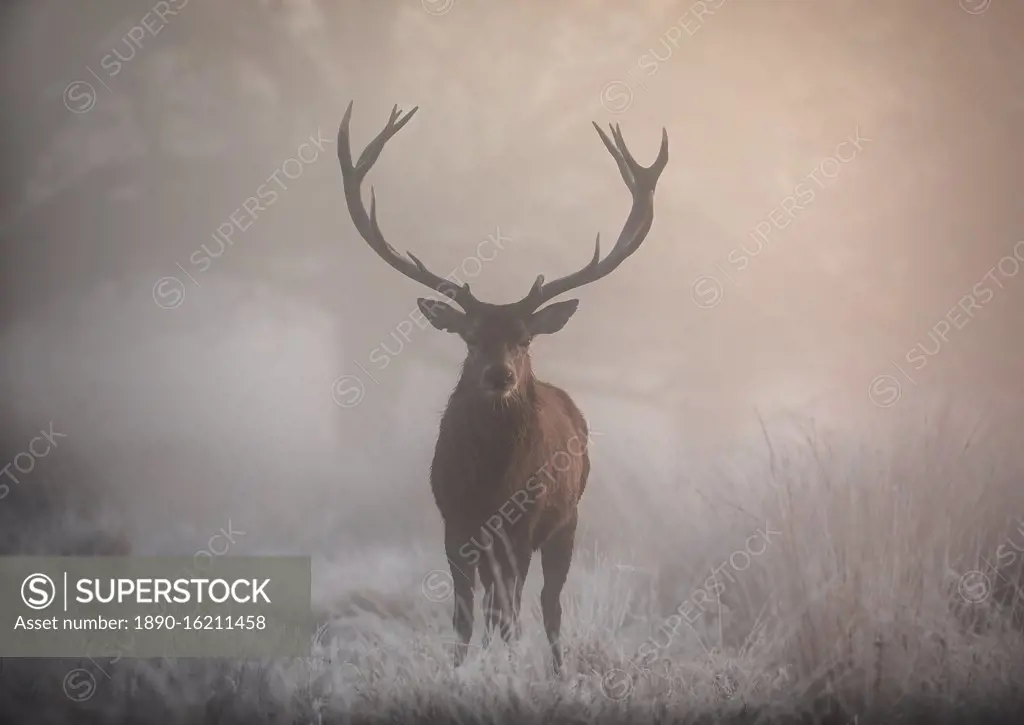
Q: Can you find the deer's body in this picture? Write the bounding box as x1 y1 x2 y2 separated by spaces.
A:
431 378 589 539
427 315 591 668
335 101 667 672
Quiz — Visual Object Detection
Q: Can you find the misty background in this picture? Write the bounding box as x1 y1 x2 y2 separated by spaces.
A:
0 0 1022 579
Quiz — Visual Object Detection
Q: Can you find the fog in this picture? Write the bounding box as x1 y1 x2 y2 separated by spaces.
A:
2 0 1023 565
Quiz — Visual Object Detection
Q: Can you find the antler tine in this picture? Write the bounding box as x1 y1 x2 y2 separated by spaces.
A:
519 125 669 310
594 123 635 187
354 104 418 172
337 102 477 309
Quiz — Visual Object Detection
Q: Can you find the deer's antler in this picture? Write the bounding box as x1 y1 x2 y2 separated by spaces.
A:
516 123 669 311
337 102 479 310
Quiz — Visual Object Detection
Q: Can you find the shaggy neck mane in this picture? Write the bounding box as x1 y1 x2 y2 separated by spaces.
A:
450 365 539 443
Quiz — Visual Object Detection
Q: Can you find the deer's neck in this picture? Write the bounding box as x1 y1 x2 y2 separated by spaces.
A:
437 374 541 486
449 375 538 442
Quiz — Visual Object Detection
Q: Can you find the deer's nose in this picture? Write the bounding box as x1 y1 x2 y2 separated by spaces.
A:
483 365 515 390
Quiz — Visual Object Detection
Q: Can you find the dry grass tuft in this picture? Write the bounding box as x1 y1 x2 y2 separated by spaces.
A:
2 407 1024 723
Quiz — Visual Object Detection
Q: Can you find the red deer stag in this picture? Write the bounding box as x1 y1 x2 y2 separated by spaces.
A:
336 102 668 672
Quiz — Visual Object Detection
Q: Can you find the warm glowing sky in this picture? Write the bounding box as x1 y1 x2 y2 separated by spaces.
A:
0 0 1021 541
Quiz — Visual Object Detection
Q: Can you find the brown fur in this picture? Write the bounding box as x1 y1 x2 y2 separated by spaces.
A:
422 301 590 671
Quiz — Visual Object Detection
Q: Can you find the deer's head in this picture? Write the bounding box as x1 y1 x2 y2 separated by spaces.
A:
414 297 579 400
336 102 669 401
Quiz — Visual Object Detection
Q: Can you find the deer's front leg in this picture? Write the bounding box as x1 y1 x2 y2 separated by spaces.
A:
444 528 477 667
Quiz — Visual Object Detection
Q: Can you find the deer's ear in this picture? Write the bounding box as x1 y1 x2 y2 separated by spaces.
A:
528 299 579 335
417 298 466 333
